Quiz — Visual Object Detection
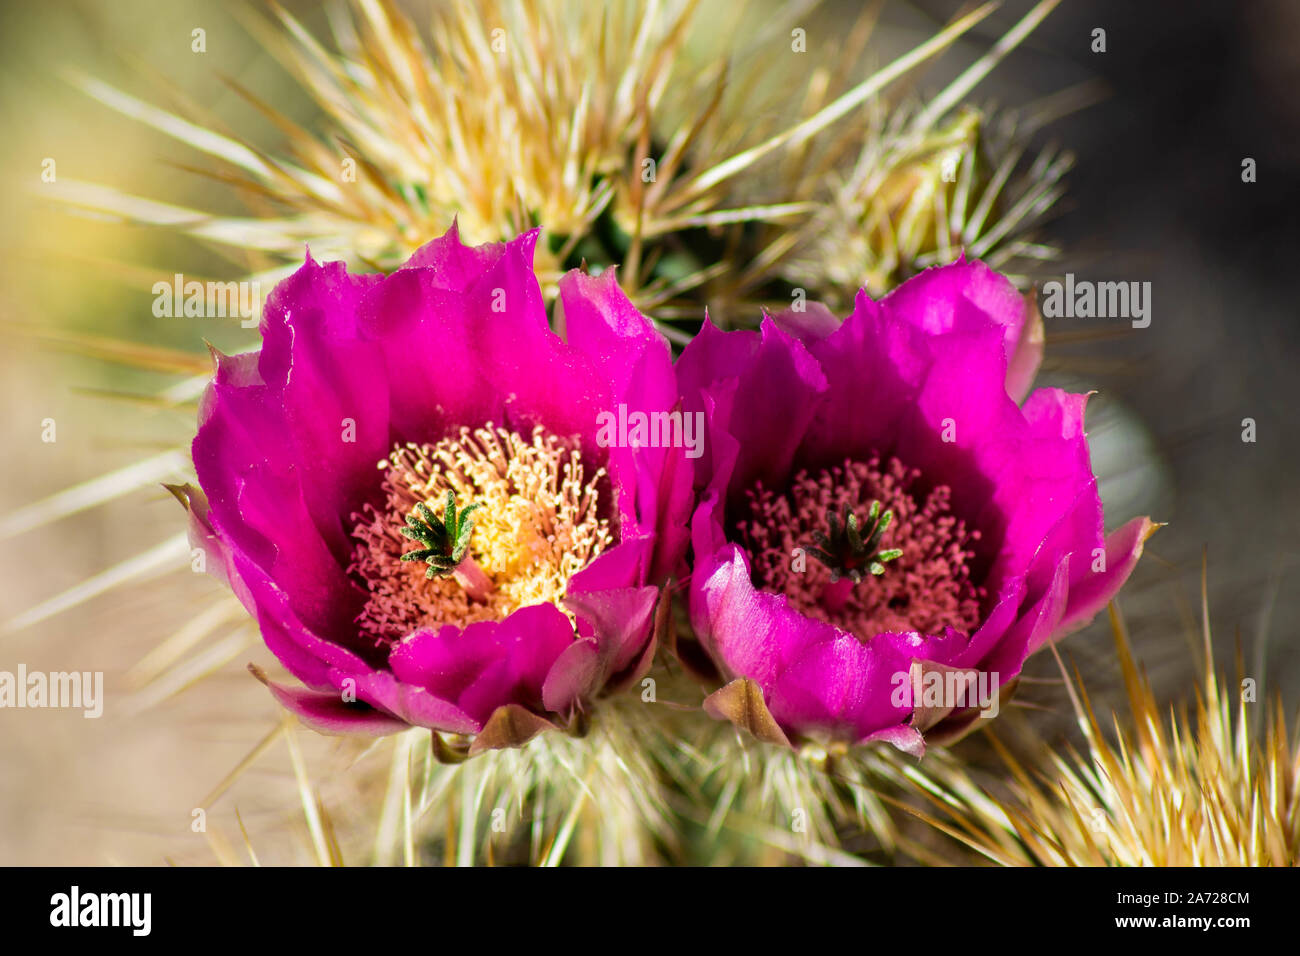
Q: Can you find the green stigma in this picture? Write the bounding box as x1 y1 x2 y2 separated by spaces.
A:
400 490 484 580
806 500 903 583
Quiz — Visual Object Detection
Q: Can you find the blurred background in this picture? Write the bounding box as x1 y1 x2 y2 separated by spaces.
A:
1 0 1297 864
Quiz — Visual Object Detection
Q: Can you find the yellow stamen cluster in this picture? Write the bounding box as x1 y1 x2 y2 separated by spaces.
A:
349 424 611 643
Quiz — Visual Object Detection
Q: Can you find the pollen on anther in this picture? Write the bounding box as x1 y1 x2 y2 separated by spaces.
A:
348 424 612 645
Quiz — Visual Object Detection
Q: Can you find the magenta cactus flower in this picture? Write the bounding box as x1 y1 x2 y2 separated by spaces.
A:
177 224 690 751
677 258 1156 754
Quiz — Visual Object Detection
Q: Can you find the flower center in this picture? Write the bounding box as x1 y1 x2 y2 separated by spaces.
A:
349 424 612 644
736 455 984 640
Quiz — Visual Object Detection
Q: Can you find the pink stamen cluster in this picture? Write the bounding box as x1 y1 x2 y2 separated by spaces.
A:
737 455 984 640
